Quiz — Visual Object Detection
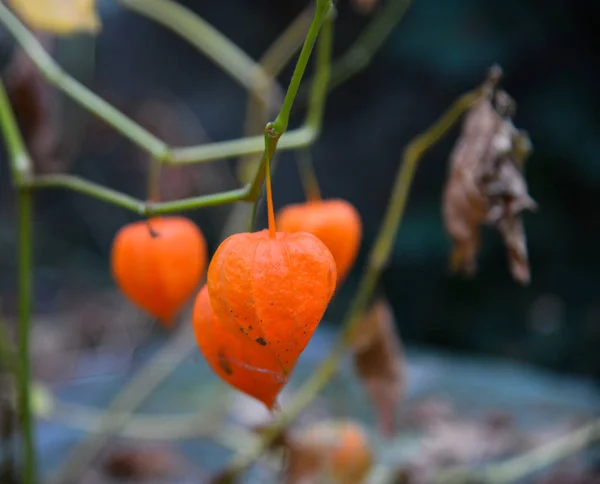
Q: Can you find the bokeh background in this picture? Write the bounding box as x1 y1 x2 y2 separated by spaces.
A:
1 0 600 481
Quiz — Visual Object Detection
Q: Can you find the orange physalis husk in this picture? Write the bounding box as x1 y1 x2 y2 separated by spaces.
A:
285 420 373 484
207 229 337 372
111 216 207 327
192 285 287 410
276 199 362 283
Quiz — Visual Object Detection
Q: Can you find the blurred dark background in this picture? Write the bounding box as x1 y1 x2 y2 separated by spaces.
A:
1 0 599 379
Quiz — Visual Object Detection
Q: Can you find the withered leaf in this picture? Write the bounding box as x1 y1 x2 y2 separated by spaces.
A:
442 65 536 285
283 420 373 484
4 41 63 174
352 298 406 437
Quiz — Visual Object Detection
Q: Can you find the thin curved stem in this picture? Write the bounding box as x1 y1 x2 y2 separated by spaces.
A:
0 1 170 161
16 186 35 484
271 0 332 134
264 128 277 238
239 4 313 183
246 10 334 202
0 78 31 183
117 0 276 108
217 89 481 481
27 174 250 215
0 77 36 484
296 149 322 202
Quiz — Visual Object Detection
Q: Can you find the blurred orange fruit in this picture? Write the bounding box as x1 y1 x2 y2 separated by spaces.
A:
111 216 207 327
276 199 362 283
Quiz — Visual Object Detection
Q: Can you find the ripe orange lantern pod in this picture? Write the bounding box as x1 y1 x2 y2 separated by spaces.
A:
192 285 288 410
206 156 337 373
111 216 207 327
276 198 362 283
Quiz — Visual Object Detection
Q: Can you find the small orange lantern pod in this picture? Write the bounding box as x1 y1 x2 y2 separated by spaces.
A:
111 216 207 327
192 285 287 409
276 199 362 283
207 229 336 371
206 154 337 372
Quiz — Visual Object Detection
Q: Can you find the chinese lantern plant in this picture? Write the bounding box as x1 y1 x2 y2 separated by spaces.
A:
192 285 288 409
276 153 362 283
111 216 207 328
194 154 337 407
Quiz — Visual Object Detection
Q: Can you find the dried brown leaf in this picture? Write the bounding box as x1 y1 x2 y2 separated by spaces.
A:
352 298 406 437
4 41 64 174
284 420 373 484
442 65 536 285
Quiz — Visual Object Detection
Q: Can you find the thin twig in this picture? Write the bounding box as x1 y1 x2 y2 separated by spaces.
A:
0 78 36 484
117 0 277 108
27 174 250 215
47 384 232 441
0 2 169 161
239 3 313 182
216 88 481 481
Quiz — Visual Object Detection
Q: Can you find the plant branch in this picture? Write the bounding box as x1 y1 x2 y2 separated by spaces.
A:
216 89 481 481
0 78 31 183
299 0 413 100
246 8 333 202
0 1 170 161
329 0 413 90
0 76 36 484
271 0 332 134
296 149 321 201
239 4 313 183
117 0 276 108
27 174 250 215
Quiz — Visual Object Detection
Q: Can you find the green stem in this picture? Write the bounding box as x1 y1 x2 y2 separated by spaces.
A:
296 149 322 201
0 79 31 183
16 186 35 484
239 4 313 181
299 0 413 98
328 0 413 90
271 0 332 135
0 77 36 484
146 159 162 203
246 12 333 201
0 2 170 160
217 89 481 481
27 174 250 215
117 0 276 107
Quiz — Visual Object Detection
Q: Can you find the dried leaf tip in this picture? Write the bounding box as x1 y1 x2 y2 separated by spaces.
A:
443 65 536 285
352 298 406 437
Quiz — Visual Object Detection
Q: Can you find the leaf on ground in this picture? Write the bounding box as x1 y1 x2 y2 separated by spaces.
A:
101 445 182 481
442 65 536 285
352 298 406 437
282 420 373 484
8 0 100 35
